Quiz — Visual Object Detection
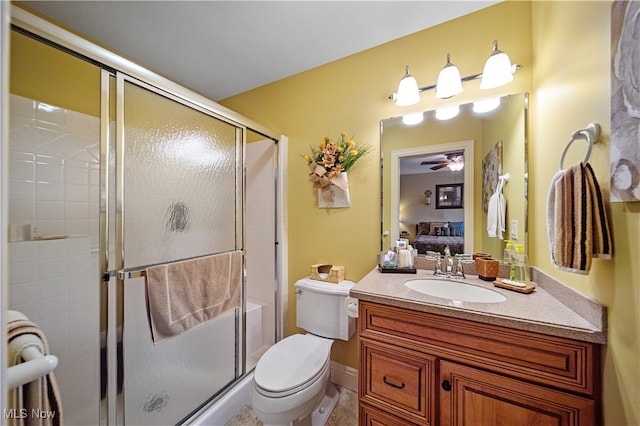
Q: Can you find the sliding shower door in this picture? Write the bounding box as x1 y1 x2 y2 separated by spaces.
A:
115 75 244 425
7 29 102 426
8 12 284 426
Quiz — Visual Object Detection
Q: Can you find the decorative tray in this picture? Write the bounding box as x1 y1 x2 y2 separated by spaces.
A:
493 279 536 294
378 265 417 274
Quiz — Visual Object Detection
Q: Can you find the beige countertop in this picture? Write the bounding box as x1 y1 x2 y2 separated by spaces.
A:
350 266 607 344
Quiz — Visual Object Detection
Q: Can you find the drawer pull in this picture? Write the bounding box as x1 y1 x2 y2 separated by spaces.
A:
442 380 452 391
383 376 405 390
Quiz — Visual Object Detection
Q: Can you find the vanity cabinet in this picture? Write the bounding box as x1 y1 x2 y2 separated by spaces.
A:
358 301 601 426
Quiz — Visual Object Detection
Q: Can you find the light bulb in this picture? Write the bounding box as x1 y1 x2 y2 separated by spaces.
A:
435 54 463 99
435 105 460 120
473 97 501 113
480 40 514 90
402 112 424 125
396 66 420 106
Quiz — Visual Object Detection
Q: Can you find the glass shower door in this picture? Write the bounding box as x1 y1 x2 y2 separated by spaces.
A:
116 76 243 425
7 29 102 426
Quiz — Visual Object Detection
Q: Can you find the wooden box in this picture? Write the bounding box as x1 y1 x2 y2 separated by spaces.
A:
475 257 499 281
310 264 345 283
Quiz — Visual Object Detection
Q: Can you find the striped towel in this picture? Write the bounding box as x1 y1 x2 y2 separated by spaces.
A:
7 311 63 426
546 163 613 274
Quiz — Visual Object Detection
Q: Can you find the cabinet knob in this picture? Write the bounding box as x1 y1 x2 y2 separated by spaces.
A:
383 376 406 390
441 379 452 391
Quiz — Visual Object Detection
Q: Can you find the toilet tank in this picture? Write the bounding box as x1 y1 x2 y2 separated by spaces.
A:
295 278 355 341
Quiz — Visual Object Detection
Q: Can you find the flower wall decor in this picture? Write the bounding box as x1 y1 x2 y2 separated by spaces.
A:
305 132 371 208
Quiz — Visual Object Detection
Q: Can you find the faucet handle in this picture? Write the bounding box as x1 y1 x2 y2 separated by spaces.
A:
434 258 443 276
453 258 466 279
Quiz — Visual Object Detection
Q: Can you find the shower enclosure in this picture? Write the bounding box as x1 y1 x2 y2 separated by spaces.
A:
5 7 283 425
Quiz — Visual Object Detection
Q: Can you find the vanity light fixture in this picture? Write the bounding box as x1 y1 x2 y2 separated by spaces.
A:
435 105 460 120
395 66 421 106
480 40 514 89
448 160 464 172
390 40 520 105
473 97 501 113
435 53 463 99
402 112 424 125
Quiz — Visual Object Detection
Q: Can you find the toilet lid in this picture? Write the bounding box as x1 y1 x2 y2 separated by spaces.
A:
254 334 331 393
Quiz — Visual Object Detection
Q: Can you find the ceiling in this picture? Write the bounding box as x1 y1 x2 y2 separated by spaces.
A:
20 1 499 102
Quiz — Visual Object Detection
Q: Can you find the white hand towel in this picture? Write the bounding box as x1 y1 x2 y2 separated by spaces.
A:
487 192 505 239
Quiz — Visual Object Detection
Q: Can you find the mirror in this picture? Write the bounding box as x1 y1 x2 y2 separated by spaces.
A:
381 92 528 259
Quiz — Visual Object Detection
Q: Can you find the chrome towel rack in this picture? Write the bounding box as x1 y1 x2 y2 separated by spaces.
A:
559 122 601 170
7 345 58 390
495 173 510 193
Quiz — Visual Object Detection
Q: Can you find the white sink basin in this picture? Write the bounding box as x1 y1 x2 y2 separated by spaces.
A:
405 279 507 303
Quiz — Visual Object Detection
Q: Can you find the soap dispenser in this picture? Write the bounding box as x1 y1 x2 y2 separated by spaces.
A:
514 244 530 284
503 240 513 265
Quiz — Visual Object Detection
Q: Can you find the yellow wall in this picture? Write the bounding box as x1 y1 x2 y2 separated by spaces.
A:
10 30 100 116
221 0 533 380
531 2 639 425
221 1 639 425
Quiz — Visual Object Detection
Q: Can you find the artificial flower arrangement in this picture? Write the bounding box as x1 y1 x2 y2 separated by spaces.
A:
305 132 371 205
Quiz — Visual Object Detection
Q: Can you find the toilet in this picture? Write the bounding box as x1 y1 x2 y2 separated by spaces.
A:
251 278 355 426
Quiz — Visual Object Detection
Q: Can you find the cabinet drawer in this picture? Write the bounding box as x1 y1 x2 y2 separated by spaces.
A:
359 402 420 426
360 338 434 424
360 301 600 396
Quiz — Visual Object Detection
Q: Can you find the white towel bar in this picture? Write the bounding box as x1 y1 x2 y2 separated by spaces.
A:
495 173 510 193
7 346 58 390
559 122 601 169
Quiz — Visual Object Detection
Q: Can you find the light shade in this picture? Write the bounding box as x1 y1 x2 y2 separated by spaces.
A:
480 40 514 90
448 160 464 171
435 54 463 99
396 66 421 106
473 97 501 113
402 112 424 125
435 105 460 120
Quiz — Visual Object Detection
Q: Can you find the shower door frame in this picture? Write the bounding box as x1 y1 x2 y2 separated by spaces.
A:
8 6 285 426
111 72 246 424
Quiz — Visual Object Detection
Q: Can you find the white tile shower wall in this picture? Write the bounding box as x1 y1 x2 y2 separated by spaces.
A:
8 94 100 425
8 237 100 425
9 94 100 247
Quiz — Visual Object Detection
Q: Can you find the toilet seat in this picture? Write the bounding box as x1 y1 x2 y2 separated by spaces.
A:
254 334 332 397
255 357 330 399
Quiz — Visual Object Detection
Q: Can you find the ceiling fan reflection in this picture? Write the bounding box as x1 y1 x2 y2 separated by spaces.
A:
420 152 464 170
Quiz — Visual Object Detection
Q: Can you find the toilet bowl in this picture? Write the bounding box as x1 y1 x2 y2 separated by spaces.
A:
251 334 332 425
250 278 356 426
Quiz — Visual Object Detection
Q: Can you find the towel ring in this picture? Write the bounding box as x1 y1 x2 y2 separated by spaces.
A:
559 122 600 170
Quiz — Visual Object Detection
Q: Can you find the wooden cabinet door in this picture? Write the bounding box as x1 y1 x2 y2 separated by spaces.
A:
439 361 596 426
